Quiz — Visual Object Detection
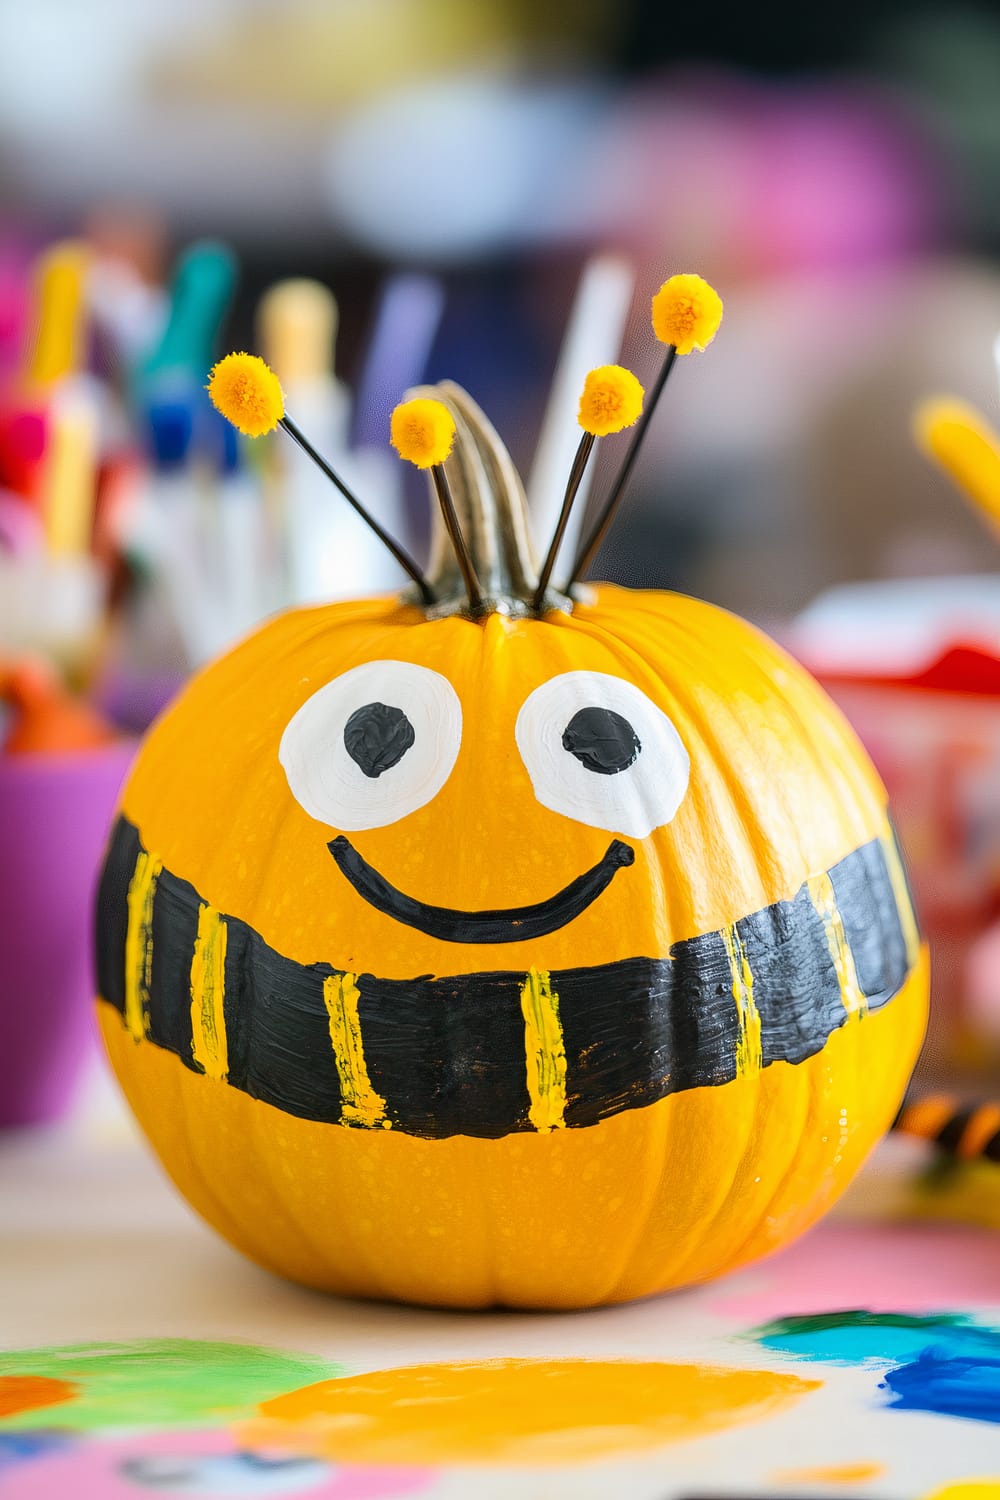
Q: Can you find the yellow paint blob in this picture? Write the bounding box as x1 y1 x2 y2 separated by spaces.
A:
922 1485 1000 1500
240 1358 821 1466
774 1463 887 1485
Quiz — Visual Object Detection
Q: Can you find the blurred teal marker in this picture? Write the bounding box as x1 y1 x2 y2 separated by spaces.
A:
136 239 237 397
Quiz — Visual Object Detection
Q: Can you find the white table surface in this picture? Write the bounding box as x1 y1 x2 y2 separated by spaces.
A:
2 1060 999 1500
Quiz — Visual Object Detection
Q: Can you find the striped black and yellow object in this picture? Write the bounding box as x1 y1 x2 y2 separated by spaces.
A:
97 815 920 1141
895 1095 1000 1164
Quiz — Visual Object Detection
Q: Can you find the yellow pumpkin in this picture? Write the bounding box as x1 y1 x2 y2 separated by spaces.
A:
96 385 928 1309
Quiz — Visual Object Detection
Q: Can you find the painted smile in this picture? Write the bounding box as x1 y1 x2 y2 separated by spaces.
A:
327 836 635 943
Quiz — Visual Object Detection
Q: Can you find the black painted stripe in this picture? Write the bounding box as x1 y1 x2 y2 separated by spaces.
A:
94 814 139 1016
95 816 919 1140
829 836 910 1008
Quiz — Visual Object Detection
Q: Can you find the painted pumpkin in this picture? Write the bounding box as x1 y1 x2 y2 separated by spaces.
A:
96 384 928 1309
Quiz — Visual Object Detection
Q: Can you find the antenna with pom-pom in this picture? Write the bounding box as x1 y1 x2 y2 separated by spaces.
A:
208 352 434 604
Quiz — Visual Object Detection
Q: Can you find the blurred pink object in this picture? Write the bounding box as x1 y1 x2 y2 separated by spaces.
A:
965 919 1000 1042
7 1423 434 1499
792 578 1000 1070
0 740 133 1127
0 488 43 554
0 244 30 376
596 71 944 276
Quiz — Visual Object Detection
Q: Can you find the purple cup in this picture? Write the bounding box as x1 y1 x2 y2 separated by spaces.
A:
0 740 134 1127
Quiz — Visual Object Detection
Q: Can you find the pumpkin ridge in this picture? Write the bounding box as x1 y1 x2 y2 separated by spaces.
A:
556 610 803 916
159 1016 259 1261
246 1072 400 1300
685 1054 816 1290
592 1045 677 1302
576 603 885 899
591 587 885 822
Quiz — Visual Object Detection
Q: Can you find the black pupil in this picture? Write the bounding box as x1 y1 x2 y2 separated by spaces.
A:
344 702 415 778
562 706 640 775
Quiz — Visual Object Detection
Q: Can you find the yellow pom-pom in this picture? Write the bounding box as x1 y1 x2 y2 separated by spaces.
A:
207 352 284 437
390 398 456 469
578 365 644 437
651 274 723 355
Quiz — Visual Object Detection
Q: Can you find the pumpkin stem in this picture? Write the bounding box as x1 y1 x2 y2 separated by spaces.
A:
405 382 572 619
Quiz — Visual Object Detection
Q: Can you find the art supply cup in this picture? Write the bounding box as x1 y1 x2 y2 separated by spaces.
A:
0 739 133 1127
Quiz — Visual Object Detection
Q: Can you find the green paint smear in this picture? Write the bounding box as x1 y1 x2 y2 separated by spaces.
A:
0 1339 336 1432
753 1310 971 1339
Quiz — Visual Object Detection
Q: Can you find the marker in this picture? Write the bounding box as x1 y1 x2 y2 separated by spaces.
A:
352 272 445 448
213 415 269 651
42 377 99 557
138 240 237 396
29 240 89 387
259 277 352 602
914 397 1000 536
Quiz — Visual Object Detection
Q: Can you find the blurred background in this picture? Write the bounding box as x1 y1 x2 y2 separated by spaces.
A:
6 0 1000 1128
7 0 1000 614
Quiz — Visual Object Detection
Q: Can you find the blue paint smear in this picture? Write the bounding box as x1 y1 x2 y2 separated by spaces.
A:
749 1311 1000 1425
0 1429 74 1470
885 1346 1000 1422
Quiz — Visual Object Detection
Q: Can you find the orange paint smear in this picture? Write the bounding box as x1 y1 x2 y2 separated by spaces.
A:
240 1357 821 1466
0 1374 77 1418
774 1463 887 1485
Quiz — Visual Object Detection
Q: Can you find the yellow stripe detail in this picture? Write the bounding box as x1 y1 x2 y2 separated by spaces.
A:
123 848 161 1041
322 973 389 1129
721 922 762 1077
881 832 921 971
189 904 229 1081
807 872 868 1019
520 968 567 1132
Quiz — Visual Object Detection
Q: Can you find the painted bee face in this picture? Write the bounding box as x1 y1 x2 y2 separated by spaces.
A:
277 662 691 942
98 588 921 1145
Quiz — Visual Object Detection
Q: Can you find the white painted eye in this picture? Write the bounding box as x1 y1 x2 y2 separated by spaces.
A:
515 670 690 838
279 660 462 831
